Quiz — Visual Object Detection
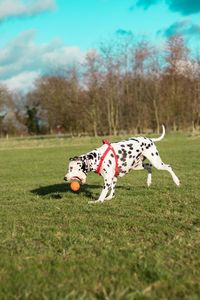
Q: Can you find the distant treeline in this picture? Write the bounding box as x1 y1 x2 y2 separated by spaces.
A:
0 34 200 136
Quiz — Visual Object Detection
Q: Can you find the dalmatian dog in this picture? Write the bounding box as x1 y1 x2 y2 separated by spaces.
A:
64 125 180 203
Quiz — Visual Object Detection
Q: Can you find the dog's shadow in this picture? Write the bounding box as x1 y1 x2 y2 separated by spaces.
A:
31 183 99 199
31 183 131 200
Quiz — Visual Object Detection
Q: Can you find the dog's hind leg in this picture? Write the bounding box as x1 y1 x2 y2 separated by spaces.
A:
134 162 153 187
144 150 180 186
143 163 153 187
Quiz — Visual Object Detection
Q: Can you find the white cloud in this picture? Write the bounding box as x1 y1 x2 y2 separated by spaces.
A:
0 30 87 92
0 0 56 21
42 46 86 66
2 71 40 93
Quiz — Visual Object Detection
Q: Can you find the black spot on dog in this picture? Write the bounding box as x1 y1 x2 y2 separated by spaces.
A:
146 144 151 149
128 151 132 154
118 150 122 154
151 153 154 156
122 152 127 159
136 149 140 152
156 152 158 156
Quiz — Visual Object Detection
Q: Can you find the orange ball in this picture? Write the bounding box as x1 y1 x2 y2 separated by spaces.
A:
70 180 81 192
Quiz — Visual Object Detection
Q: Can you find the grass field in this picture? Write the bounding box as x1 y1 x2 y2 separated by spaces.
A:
0 133 200 300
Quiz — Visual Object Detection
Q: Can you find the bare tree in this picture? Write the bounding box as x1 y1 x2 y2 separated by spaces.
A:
83 50 102 136
164 34 189 130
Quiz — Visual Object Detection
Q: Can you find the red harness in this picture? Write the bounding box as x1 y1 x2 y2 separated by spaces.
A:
96 139 119 177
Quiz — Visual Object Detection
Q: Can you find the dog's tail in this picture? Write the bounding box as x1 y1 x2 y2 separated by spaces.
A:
151 125 165 142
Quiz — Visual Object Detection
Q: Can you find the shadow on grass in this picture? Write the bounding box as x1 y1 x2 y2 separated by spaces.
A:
31 183 103 200
31 182 132 200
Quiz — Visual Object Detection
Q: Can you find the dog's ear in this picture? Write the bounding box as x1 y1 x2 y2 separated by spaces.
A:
87 154 93 160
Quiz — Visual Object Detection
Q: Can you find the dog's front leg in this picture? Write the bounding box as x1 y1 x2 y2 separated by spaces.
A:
105 177 117 200
89 177 113 204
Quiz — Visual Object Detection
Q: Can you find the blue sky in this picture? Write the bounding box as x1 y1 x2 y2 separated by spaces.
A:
0 0 200 92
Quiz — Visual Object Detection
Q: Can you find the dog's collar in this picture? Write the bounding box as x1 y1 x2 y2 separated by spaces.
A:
96 139 119 177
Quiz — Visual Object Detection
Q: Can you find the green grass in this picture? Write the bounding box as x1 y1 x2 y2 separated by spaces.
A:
0 133 200 300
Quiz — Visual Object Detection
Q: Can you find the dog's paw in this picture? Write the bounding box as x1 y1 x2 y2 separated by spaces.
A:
105 195 115 201
88 199 104 204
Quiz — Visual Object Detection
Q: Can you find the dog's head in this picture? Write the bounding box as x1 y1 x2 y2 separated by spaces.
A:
64 156 88 184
